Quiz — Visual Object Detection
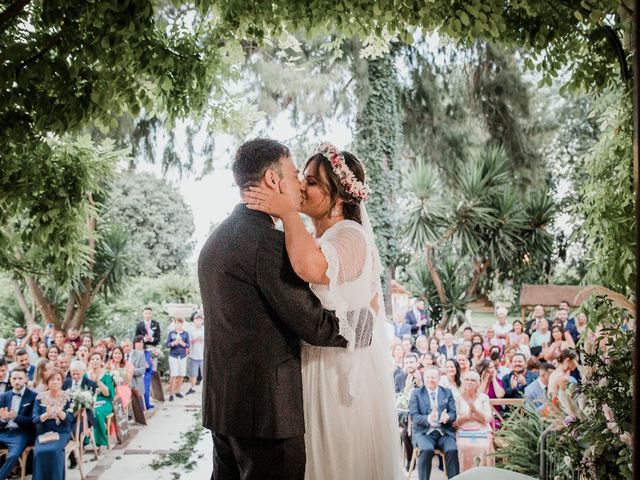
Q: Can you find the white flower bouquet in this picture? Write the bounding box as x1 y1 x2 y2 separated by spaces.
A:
68 388 95 414
109 368 124 386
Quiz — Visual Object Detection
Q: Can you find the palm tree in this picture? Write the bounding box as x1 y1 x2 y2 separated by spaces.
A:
404 145 554 331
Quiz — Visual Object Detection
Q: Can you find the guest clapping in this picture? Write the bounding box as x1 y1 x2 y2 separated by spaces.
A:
31 368 72 480
86 352 114 451
454 371 494 471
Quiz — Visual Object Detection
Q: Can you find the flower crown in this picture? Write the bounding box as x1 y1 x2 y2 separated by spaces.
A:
315 142 370 201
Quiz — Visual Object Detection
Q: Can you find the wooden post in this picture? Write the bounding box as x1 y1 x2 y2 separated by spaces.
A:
633 2 639 475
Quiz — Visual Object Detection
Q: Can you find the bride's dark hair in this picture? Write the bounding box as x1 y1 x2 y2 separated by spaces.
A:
304 150 365 224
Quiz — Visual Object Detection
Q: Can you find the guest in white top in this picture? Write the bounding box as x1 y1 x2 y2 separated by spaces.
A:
454 371 494 472
492 307 512 347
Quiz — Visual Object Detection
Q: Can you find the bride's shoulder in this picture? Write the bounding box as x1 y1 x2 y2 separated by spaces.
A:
325 219 365 236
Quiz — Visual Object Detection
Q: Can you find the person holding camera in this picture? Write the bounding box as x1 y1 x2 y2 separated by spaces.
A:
166 318 190 401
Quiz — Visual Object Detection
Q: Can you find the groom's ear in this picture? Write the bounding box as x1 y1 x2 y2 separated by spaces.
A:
264 169 280 190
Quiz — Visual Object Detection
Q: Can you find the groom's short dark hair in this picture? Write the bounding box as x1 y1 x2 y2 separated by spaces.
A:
233 138 290 190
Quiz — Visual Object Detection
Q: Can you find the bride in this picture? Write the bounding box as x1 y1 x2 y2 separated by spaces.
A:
246 143 403 480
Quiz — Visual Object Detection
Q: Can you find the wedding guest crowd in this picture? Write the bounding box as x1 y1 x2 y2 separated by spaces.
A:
0 305 205 476
395 298 589 480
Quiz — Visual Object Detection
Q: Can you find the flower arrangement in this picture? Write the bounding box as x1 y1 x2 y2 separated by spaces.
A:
545 299 634 480
316 142 371 201
395 389 411 425
67 388 95 414
109 368 124 386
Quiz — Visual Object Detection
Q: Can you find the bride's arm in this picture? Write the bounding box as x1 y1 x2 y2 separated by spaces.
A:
279 211 329 284
245 183 330 284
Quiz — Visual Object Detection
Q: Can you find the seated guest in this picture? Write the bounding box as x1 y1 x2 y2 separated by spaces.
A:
476 358 505 400
469 342 484 369
46 346 60 363
503 353 537 398
476 358 505 428
524 362 555 411
76 345 91 367
32 368 72 480
543 325 575 363
401 336 413 356
527 357 541 375
438 332 457 360
547 349 579 400
63 360 97 469
413 335 429 356
395 353 421 393
572 312 590 344
63 361 97 393
108 346 133 410
491 307 512 347
454 371 494 472
86 352 115 452
80 335 93 350
439 359 461 396
484 328 502 354
0 359 9 394
52 331 66 352
489 347 510 379
390 342 405 374
65 327 82 350
0 368 37 479
13 327 27 349
427 337 445 369
25 327 43 364
529 318 551 359
409 366 459 480
525 305 552 336
11 349 35 385
506 320 530 358
62 343 77 362
455 326 473 346
3 340 18 365
455 346 470 378
56 353 71 380
33 359 50 393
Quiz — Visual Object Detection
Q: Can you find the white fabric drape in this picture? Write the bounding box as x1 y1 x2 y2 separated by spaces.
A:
303 218 403 480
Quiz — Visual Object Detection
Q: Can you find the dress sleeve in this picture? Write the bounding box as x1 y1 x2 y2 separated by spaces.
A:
317 224 374 350
318 225 368 285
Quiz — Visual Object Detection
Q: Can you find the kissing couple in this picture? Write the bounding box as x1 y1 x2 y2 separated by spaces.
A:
198 138 402 480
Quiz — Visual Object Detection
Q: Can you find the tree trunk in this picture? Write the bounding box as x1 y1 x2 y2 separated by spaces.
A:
425 247 447 304
24 275 60 329
12 280 35 326
466 259 490 297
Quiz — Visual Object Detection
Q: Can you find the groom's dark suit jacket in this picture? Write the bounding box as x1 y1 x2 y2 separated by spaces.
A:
198 204 346 440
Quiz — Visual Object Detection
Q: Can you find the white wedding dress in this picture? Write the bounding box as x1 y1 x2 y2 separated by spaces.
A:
302 219 403 480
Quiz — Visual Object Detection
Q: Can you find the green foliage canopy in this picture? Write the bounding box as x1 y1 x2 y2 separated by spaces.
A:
103 172 195 276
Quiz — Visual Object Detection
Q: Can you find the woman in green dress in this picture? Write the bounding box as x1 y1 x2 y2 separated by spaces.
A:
86 351 114 450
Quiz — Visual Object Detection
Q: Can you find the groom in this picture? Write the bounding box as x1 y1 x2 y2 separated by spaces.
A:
198 138 347 480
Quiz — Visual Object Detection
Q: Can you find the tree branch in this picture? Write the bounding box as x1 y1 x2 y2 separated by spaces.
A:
0 0 32 34
600 25 631 82
17 25 66 74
